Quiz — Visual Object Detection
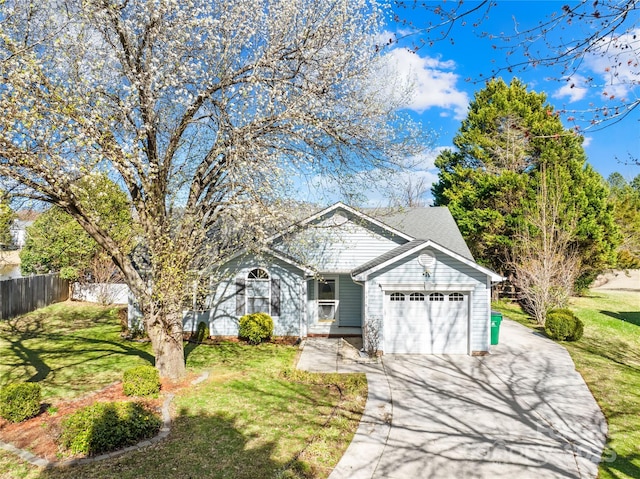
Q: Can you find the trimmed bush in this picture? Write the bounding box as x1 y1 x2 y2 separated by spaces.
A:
545 309 584 341
60 401 161 455
567 315 584 341
239 312 274 344
123 365 161 398
0 382 41 423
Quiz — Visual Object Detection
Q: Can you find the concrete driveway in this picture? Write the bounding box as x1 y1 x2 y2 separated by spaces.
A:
298 319 608 479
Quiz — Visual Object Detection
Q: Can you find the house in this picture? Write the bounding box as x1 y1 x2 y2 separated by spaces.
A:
193 202 504 355
9 219 33 249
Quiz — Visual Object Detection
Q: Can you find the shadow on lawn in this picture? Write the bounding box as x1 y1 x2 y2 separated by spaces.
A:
569 334 640 373
0 308 154 387
600 310 640 327
36 409 308 479
599 452 640 479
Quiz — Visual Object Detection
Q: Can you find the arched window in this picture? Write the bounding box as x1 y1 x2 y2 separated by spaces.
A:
390 292 405 301
247 268 270 314
449 292 464 302
429 292 444 302
236 268 280 317
409 293 425 301
248 268 269 280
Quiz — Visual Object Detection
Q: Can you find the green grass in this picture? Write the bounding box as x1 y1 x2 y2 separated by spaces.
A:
493 291 640 479
0 302 366 479
0 302 154 399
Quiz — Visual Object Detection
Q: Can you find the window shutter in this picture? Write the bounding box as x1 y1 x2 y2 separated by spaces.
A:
235 278 246 316
270 278 281 316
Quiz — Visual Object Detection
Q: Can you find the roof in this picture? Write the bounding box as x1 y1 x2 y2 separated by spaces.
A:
352 239 505 282
267 201 413 244
370 207 474 261
218 202 498 279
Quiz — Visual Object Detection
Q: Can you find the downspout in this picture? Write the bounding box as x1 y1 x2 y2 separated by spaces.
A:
300 276 307 341
350 274 366 353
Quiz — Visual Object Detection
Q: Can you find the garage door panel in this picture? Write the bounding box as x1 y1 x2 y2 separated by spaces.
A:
385 297 429 354
428 295 467 354
384 291 468 355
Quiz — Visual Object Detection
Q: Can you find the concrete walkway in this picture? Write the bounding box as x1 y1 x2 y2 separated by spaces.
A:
296 320 608 479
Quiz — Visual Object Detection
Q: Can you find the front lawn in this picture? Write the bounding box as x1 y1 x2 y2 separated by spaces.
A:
493 290 640 479
0 302 366 479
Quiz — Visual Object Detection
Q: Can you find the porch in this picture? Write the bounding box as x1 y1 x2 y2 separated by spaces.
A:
307 324 362 338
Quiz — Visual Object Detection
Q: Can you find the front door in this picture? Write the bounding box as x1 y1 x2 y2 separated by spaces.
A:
317 278 338 323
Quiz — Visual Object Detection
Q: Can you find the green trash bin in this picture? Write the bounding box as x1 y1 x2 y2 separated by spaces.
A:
490 311 503 345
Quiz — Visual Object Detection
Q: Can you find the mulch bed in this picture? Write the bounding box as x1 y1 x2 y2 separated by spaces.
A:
0 376 194 462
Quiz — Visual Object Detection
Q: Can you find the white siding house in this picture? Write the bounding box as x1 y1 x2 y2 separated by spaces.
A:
132 202 504 355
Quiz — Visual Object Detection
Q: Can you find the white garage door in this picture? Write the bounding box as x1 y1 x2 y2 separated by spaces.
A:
384 291 468 354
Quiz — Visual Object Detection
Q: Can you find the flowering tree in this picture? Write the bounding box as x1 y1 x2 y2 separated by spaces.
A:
0 0 420 379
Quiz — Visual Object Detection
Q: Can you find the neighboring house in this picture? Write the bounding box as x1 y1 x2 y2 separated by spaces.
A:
131 202 504 355
9 220 34 249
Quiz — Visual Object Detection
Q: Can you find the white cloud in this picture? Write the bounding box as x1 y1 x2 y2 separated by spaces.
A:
553 75 589 102
403 147 449 170
583 28 640 99
380 47 470 120
582 136 593 148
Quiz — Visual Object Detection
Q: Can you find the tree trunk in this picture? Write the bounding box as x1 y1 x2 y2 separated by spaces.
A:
151 329 186 382
144 302 187 381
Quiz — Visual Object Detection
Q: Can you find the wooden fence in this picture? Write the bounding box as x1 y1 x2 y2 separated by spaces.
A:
0 274 69 320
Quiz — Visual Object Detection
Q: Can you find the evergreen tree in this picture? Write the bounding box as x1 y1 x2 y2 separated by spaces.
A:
607 173 640 268
0 194 16 250
433 78 619 290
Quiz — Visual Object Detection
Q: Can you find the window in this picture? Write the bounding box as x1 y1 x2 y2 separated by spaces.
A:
236 268 281 317
248 268 269 280
429 292 444 301
390 292 405 301
449 292 464 302
409 293 425 301
247 268 270 314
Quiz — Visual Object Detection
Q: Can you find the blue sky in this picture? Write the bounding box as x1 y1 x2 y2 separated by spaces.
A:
380 0 640 202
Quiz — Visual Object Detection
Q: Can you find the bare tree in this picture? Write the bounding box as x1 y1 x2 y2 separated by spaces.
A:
0 0 422 379
391 175 430 207
510 168 580 325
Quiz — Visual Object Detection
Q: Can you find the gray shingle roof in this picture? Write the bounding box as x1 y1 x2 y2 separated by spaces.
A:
371 207 474 261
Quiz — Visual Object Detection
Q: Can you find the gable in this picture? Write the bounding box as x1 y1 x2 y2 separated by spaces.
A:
352 240 503 282
272 207 409 272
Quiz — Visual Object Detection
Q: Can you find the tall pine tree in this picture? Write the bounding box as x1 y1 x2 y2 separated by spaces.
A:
432 78 618 290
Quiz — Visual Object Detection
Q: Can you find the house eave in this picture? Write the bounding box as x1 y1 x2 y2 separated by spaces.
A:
223 247 314 275
266 201 415 244
352 239 505 282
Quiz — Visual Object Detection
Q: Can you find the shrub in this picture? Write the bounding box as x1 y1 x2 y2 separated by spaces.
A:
567 315 584 341
0 382 41 423
123 365 161 398
60 401 161 455
545 309 584 341
239 312 274 344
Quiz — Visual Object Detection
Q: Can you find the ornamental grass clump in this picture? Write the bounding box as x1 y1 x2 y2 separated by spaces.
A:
60 401 161 456
0 382 41 423
239 313 274 344
123 365 161 398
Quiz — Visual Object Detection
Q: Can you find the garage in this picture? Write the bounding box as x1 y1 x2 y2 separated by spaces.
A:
384 291 469 354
